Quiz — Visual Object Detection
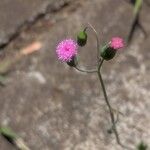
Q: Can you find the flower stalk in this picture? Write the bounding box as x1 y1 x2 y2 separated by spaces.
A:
97 59 121 145
56 23 129 148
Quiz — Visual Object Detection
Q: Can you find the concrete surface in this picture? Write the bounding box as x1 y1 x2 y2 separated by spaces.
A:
0 0 150 150
0 0 71 47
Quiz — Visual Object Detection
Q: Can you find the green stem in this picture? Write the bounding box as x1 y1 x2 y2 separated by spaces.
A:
97 59 121 145
98 60 133 150
76 23 130 148
74 66 97 73
75 58 132 149
84 23 100 61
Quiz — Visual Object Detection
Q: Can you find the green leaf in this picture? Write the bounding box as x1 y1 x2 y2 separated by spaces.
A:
134 0 142 15
137 141 148 150
0 127 18 140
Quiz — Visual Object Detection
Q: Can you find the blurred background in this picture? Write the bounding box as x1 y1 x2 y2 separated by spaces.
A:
0 0 150 149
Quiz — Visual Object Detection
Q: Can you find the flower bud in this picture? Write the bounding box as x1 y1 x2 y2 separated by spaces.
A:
67 56 77 67
100 44 116 61
77 31 87 47
100 37 124 61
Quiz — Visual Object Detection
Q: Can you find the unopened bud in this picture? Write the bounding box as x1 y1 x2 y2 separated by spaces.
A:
77 31 87 47
100 37 124 61
67 56 77 67
100 44 116 61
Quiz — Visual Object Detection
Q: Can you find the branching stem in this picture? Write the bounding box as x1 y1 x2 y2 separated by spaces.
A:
74 24 133 150
74 66 97 73
97 60 133 150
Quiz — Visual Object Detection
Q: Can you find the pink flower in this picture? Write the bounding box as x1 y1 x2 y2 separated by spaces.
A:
110 37 124 50
56 39 78 62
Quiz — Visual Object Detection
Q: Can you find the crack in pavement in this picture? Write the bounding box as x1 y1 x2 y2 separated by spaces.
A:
0 0 73 50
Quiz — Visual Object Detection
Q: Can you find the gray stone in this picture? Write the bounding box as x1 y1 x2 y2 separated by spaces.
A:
140 2 150 34
0 0 150 150
0 0 71 47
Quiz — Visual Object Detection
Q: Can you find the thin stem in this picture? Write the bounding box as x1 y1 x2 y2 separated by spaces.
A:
84 23 100 62
97 60 133 150
75 23 100 73
98 58 104 71
97 59 121 145
74 66 97 73
75 58 132 149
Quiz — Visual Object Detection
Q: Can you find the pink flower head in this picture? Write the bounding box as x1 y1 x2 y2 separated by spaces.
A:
56 39 78 62
110 37 124 50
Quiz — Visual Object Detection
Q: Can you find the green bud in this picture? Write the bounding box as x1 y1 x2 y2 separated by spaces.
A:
100 44 116 61
77 31 87 47
67 56 77 67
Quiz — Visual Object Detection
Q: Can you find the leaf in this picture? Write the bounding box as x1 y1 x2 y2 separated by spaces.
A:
137 141 148 150
0 127 18 140
0 127 31 150
15 138 31 150
134 0 142 15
